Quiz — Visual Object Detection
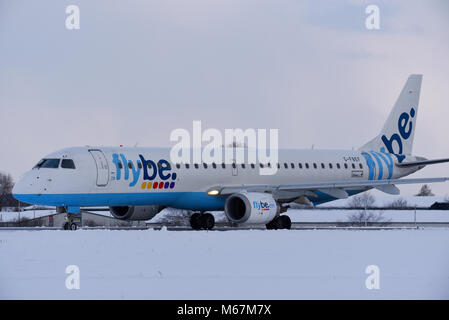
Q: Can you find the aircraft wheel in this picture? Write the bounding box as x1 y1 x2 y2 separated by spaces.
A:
63 222 69 230
70 223 78 231
201 213 215 230
279 215 291 230
190 213 202 230
266 216 291 230
266 220 276 230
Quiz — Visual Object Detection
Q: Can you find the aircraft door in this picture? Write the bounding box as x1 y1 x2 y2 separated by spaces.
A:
89 149 109 186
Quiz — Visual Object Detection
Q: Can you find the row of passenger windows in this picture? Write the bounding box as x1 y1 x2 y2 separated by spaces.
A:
175 162 363 170
116 160 363 170
34 159 76 169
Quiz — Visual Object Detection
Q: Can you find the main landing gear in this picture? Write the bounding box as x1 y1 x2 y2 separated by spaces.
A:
266 215 291 230
190 212 215 230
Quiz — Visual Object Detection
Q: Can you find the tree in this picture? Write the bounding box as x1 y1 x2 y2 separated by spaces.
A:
347 211 391 226
348 192 376 209
416 184 434 197
388 198 409 209
0 172 14 211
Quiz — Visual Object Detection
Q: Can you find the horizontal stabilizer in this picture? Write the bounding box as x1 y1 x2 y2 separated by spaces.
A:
375 184 400 195
396 158 449 167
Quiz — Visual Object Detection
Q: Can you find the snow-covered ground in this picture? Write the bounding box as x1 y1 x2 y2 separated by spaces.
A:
318 194 449 208
1 228 449 299
288 209 449 223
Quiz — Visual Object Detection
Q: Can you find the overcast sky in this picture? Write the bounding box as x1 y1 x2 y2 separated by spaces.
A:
1 0 448 195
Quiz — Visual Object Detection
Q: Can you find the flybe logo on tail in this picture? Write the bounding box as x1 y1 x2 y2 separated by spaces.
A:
381 108 415 163
112 153 177 189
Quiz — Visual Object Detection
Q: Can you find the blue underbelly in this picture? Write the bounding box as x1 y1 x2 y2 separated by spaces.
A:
14 189 366 211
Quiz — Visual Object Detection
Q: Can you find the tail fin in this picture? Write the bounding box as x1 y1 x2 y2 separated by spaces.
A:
359 74 423 162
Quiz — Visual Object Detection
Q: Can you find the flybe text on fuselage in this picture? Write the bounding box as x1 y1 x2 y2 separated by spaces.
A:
112 153 177 188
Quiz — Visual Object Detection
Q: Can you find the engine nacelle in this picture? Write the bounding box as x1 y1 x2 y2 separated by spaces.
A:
224 192 279 224
109 205 164 220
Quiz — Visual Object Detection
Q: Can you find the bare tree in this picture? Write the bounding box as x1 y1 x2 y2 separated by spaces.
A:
347 211 391 226
416 184 434 197
348 192 375 209
388 198 409 209
0 172 14 211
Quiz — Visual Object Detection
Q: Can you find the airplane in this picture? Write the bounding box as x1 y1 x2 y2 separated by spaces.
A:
12 74 449 230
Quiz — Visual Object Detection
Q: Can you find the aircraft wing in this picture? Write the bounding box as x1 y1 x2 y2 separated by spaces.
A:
207 177 449 199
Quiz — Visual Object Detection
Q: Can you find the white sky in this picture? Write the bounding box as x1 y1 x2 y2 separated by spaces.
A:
1 0 448 195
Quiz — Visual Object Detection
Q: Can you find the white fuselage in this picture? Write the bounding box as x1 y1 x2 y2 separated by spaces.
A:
12 146 420 211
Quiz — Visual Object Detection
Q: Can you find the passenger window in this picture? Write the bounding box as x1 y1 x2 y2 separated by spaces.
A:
241 164 245 169
291 163 295 169
277 163 280 169
194 163 199 169
176 164 180 169
313 163 317 169
352 163 356 169
61 159 75 169
337 163 340 169
298 163 303 169
305 163 309 169
128 162 133 169
344 163 348 169
329 163 333 169
260 163 264 168
232 163 236 169
284 163 288 169
185 164 190 169
203 163 208 169
321 163 325 169
222 163 226 169
267 162 271 168
359 163 363 169
212 163 217 169
251 163 255 169
138 161 142 169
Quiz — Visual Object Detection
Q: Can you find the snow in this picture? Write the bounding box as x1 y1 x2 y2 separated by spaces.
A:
288 209 449 223
1 228 449 299
318 194 449 208
0 209 113 222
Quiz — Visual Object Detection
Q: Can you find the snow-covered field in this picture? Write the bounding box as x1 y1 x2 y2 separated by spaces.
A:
1 228 449 299
288 209 449 223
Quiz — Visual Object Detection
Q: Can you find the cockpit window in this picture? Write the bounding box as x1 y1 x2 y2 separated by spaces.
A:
61 159 76 169
35 158 60 169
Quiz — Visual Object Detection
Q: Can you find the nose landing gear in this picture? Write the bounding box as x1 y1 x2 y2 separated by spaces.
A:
190 212 215 230
63 221 78 230
62 212 81 231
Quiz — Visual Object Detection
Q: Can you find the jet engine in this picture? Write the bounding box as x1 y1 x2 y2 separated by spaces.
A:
109 205 164 220
224 192 279 224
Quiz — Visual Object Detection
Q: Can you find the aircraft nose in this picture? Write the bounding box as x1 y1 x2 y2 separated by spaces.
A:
12 171 38 203
12 177 26 201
